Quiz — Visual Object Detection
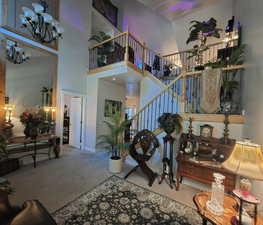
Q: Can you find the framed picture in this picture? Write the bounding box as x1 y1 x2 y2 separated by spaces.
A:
200 124 214 138
104 99 122 117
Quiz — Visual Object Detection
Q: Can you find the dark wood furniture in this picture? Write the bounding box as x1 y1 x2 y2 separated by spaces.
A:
177 134 237 192
193 192 263 225
6 135 60 168
124 129 159 187
177 155 236 192
63 116 70 144
159 134 176 189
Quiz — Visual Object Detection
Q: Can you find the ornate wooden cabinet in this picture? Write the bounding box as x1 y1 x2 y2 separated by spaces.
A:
177 134 237 193
176 155 236 193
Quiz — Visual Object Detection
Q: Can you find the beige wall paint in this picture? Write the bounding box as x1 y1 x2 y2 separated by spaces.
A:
233 0 263 211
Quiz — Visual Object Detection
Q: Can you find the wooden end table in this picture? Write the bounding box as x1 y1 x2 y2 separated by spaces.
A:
193 192 263 225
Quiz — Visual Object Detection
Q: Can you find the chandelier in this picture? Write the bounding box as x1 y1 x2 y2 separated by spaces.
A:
6 40 30 64
20 0 64 43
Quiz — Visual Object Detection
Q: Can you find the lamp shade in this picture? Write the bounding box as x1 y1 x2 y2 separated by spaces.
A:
222 141 263 180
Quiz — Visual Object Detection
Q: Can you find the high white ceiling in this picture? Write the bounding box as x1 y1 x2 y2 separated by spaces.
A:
137 0 223 21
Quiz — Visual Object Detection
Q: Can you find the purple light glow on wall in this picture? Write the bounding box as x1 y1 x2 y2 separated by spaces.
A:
61 3 86 34
161 0 198 14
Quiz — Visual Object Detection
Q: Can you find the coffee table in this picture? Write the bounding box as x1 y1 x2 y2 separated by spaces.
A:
193 192 263 225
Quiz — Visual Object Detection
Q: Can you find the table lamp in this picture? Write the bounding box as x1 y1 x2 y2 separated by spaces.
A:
3 104 15 122
222 140 263 225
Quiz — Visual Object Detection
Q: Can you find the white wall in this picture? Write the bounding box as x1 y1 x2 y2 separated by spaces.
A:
117 0 179 55
233 0 263 211
56 0 92 142
171 0 234 51
96 79 126 147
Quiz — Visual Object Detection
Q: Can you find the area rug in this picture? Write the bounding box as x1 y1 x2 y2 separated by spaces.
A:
53 176 202 225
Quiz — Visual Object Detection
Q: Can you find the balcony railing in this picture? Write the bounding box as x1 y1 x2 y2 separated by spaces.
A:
89 32 244 114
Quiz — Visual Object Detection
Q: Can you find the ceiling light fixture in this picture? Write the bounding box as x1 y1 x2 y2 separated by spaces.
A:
20 0 64 43
6 40 30 64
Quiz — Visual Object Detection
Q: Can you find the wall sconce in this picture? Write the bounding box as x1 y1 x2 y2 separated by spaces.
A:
20 0 64 43
3 104 15 122
6 40 30 64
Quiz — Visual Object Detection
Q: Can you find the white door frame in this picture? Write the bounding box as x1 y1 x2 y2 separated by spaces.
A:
60 90 87 150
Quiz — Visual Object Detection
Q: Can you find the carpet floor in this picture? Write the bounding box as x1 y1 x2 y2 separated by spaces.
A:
53 176 202 225
5 146 201 214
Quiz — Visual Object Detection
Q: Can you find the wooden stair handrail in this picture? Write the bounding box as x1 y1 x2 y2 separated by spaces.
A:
131 64 245 122
131 71 187 121
89 32 128 49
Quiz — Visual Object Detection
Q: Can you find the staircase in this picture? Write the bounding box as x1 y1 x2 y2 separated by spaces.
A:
88 31 245 136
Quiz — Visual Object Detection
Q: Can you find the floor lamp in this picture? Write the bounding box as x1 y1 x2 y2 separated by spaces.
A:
222 140 263 225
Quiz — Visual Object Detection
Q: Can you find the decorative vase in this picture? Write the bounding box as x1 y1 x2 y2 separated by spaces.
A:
24 123 38 139
109 157 122 173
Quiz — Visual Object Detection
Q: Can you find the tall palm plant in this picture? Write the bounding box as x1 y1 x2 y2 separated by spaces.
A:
97 112 130 159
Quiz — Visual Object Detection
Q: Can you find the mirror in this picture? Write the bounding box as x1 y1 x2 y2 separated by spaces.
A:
0 38 57 137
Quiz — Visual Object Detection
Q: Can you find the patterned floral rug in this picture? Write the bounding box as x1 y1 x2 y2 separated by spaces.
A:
53 176 202 225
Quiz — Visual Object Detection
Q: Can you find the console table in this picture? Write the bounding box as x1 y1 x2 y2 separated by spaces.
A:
176 155 236 192
6 135 60 168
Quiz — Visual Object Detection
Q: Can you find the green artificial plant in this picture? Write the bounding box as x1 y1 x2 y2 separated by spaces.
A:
205 44 246 111
158 113 183 135
97 112 131 160
89 31 113 66
187 17 222 45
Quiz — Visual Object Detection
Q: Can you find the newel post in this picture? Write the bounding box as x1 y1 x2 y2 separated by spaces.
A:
124 27 129 62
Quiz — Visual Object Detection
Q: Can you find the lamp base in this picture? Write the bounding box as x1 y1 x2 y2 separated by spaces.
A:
206 199 224 216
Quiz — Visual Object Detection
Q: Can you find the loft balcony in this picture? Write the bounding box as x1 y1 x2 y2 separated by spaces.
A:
88 31 245 121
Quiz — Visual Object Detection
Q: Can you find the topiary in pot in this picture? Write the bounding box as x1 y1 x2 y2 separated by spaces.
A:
158 113 183 135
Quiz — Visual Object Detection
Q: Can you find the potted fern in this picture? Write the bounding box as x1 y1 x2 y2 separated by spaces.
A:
158 113 183 135
97 112 130 173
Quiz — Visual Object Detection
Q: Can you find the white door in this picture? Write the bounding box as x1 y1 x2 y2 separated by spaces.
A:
69 97 82 149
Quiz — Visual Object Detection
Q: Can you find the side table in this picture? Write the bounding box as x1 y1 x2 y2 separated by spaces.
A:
193 192 263 225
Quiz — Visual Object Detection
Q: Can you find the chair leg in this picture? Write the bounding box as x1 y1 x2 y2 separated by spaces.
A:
124 165 139 179
140 162 157 187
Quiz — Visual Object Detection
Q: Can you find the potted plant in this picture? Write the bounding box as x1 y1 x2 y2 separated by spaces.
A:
158 113 183 135
204 44 245 112
187 18 222 70
0 134 20 176
97 112 130 173
89 31 113 67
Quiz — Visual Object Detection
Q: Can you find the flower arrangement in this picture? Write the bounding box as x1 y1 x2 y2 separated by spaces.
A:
20 107 46 138
20 108 45 126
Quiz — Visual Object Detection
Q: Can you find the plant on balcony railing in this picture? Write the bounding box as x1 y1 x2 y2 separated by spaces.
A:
187 17 222 70
89 31 113 67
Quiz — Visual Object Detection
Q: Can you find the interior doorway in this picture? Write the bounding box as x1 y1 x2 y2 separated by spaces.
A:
61 92 85 150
